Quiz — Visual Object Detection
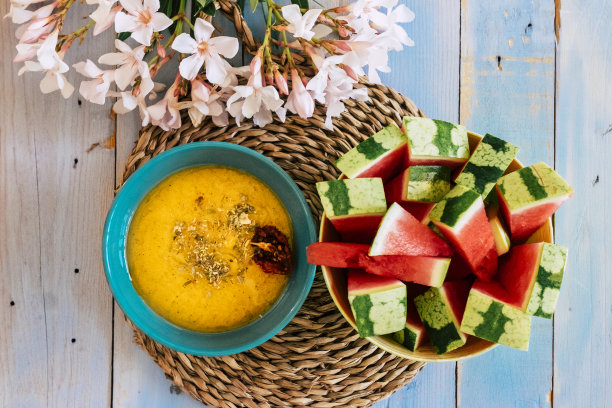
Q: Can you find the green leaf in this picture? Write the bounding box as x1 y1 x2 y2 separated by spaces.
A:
192 0 216 20
118 32 131 41
249 0 258 12
290 0 309 10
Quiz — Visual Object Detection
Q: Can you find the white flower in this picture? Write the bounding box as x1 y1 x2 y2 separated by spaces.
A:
16 14 55 43
286 69 314 119
183 80 226 127
225 57 285 127
148 82 181 130
317 69 368 129
281 5 321 41
87 0 121 36
112 77 162 126
306 55 345 95
98 39 148 90
73 59 115 104
19 50 73 99
114 0 172 46
370 4 414 51
6 0 53 25
171 18 239 83
346 36 390 83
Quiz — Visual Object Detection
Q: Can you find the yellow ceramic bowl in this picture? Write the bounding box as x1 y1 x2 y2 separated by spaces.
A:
321 132 553 362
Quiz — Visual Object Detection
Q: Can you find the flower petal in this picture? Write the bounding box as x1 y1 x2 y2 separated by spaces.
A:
98 51 127 66
194 18 214 42
171 33 198 54
209 36 239 59
281 4 301 24
114 63 137 90
179 53 204 80
151 12 172 32
74 59 104 78
143 0 160 12
39 71 59 93
119 0 141 15
130 25 154 45
203 53 228 85
114 12 138 33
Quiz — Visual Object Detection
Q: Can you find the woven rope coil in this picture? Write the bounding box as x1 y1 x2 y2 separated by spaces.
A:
121 81 427 407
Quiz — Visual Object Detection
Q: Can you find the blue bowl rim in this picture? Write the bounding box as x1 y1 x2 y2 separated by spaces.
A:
102 141 317 356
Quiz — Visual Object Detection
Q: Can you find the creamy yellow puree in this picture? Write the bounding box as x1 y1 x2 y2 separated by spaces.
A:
127 166 292 332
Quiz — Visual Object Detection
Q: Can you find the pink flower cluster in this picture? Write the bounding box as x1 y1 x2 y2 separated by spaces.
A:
7 0 414 130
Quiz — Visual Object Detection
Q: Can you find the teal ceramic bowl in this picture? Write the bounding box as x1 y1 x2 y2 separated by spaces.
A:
103 141 317 356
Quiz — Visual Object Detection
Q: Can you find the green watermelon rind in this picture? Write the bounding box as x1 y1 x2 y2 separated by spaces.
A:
402 117 470 161
392 322 423 352
335 125 407 178
414 288 467 354
316 178 387 218
455 133 519 197
429 185 482 229
406 166 451 203
497 162 574 211
460 289 531 351
349 285 407 338
525 243 567 318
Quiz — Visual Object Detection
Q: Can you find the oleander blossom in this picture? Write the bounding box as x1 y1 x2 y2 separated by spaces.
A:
171 18 239 83
6 0 414 130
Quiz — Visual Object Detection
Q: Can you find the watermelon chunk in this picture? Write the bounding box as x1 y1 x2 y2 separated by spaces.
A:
399 202 435 222
429 185 498 281
307 242 449 287
367 255 450 288
402 117 470 168
460 280 531 351
496 162 573 242
385 166 451 204
497 242 567 318
348 269 407 337
393 284 428 351
316 178 387 243
414 280 471 354
454 133 519 198
370 203 453 257
306 242 369 268
335 125 407 181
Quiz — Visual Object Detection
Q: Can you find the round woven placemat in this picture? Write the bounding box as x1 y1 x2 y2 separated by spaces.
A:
121 81 427 408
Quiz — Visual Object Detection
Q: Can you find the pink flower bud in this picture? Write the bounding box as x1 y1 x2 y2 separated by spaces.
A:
340 64 359 81
274 68 289 95
250 55 262 76
338 26 350 38
156 41 166 58
334 41 352 52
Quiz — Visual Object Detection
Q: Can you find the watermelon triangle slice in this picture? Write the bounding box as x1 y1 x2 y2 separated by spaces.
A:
370 203 454 257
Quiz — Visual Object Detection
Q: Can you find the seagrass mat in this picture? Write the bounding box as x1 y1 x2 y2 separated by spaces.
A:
121 81 427 407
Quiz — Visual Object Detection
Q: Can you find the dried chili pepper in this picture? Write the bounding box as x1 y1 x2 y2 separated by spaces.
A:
250 226 292 275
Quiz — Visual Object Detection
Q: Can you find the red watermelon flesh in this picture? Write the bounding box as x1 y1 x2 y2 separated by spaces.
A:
329 214 384 244
496 243 542 310
443 279 473 324
306 242 369 268
497 191 568 242
367 255 450 287
399 202 435 222
405 283 429 329
353 144 408 181
347 268 404 293
370 203 453 257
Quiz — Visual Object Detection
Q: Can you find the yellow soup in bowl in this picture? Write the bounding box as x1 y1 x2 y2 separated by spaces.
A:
127 165 292 332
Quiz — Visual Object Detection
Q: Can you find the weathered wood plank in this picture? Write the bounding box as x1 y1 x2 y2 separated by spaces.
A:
0 4 115 407
382 2 460 407
457 1 556 407
553 0 612 406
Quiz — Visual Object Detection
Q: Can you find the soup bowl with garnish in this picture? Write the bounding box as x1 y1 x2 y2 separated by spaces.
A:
103 142 316 356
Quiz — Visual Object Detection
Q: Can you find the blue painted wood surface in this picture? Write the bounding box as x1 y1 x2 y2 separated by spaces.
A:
554 0 612 407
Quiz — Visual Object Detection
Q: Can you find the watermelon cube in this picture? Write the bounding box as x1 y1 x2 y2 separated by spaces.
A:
460 280 531 351
429 185 498 281
370 203 453 257
306 242 369 268
454 133 519 198
496 162 574 242
316 178 387 243
335 125 407 181
402 117 470 168
348 269 407 337
393 284 428 351
497 242 568 318
385 166 451 204
414 280 471 354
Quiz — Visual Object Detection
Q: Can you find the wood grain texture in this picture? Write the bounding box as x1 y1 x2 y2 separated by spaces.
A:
553 0 612 406
457 1 556 407
0 4 116 408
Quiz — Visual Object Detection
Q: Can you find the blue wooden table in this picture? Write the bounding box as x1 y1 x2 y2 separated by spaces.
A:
1 0 610 407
